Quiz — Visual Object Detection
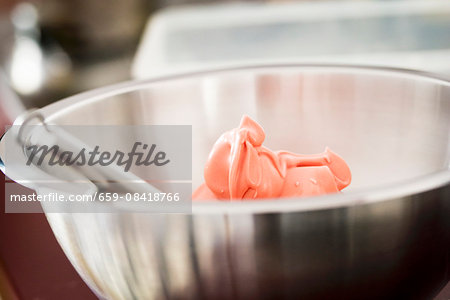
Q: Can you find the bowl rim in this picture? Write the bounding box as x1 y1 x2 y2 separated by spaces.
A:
36 64 450 214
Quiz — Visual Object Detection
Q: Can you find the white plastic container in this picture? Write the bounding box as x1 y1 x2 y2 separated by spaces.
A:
132 0 450 78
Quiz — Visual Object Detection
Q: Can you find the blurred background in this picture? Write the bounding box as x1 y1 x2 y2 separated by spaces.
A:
0 0 449 299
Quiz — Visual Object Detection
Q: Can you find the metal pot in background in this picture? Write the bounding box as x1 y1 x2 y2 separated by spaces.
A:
2 65 449 299
1 0 154 110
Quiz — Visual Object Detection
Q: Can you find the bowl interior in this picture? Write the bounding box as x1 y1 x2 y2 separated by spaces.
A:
44 66 450 194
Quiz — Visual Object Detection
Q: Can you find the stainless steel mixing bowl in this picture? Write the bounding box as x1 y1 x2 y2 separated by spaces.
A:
4 65 450 299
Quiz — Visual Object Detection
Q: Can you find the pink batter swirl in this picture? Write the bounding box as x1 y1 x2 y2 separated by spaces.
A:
193 115 351 201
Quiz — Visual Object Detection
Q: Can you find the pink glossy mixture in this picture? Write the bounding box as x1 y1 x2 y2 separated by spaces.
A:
193 116 351 201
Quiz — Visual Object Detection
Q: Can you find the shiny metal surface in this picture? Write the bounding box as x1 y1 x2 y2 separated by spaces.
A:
24 65 450 299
